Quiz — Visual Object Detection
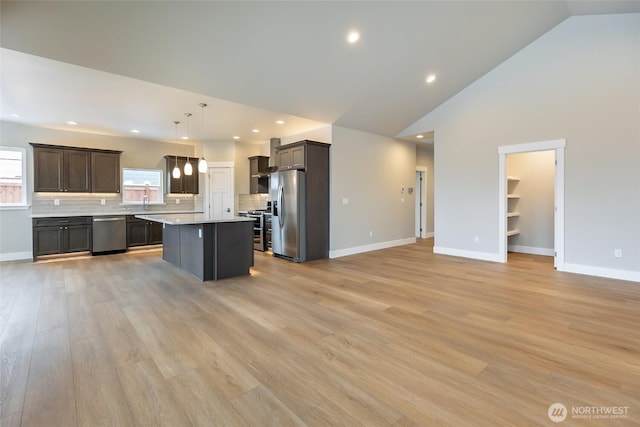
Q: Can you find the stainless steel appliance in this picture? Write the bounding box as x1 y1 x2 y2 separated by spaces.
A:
92 215 126 253
239 210 266 251
271 169 306 262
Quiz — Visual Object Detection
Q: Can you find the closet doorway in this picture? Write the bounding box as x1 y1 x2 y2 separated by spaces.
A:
498 139 566 269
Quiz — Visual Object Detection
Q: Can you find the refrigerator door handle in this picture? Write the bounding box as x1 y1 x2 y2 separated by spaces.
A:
278 184 284 228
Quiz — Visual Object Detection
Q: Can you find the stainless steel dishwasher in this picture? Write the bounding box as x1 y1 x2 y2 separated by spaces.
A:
92 216 127 253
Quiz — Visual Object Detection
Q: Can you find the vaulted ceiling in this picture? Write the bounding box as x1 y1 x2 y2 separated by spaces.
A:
1 1 638 144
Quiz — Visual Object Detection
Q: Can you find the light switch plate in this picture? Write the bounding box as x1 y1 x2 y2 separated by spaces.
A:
54 199 60 206
176 199 180 205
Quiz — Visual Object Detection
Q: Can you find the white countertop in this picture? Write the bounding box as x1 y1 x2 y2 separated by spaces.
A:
135 213 255 225
31 210 202 218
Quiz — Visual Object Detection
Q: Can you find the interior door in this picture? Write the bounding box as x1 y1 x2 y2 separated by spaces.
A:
208 167 233 218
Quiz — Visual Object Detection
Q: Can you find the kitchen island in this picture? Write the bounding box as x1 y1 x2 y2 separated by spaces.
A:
136 213 255 281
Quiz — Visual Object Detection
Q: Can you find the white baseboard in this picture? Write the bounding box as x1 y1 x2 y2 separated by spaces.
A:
330 237 416 259
508 245 554 256
0 251 32 262
561 263 640 283
433 246 502 263
424 232 434 238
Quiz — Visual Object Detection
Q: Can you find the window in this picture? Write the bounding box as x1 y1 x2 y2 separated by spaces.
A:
122 168 163 205
0 147 27 207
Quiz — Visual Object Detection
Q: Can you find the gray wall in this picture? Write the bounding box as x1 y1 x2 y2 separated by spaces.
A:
401 13 640 276
416 144 435 235
330 126 416 254
507 150 555 254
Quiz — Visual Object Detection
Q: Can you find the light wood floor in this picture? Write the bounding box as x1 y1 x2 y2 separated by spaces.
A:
1 239 639 426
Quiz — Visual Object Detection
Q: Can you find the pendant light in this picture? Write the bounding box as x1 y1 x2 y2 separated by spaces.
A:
198 103 208 173
183 113 193 176
172 121 181 179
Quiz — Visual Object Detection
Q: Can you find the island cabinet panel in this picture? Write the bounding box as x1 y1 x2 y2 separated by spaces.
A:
160 221 253 281
161 224 181 267
215 222 254 279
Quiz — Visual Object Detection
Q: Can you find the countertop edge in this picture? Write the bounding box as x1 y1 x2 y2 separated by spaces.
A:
31 211 203 218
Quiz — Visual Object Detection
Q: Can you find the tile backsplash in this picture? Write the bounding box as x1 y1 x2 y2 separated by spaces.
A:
31 193 202 215
237 194 269 212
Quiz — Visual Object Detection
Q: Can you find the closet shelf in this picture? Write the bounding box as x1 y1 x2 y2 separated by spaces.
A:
507 176 521 181
507 212 521 218
507 229 520 237
507 194 521 199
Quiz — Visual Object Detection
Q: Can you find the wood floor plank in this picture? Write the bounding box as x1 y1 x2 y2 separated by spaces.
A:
117 359 190 427
70 336 135 427
0 239 638 425
21 327 76 427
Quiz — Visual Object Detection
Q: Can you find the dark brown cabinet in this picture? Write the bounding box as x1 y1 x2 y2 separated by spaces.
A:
32 216 92 260
276 144 305 170
91 151 120 193
126 215 163 247
248 155 269 194
31 144 121 193
165 156 199 194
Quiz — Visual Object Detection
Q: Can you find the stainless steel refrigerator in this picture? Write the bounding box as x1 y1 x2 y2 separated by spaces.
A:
271 169 307 262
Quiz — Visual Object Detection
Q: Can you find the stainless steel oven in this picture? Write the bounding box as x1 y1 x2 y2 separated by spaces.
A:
240 211 266 251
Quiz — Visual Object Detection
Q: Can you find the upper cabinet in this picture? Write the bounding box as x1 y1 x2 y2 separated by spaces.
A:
31 143 121 193
275 140 330 172
91 151 120 193
276 144 305 170
248 156 269 194
165 156 199 194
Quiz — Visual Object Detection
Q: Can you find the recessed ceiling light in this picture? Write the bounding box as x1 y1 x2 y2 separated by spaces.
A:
426 74 437 84
131 129 140 134
233 136 240 140
275 120 285 125
347 30 360 44
10 113 22 118
66 121 78 125
416 135 424 139
252 129 260 133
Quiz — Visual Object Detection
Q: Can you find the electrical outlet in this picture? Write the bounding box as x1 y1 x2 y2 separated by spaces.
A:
474 236 480 243
100 199 106 205
176 199 180 205
54 199 60 206
342 198 349 205
614 249 622 258
369 230 373 237
401 198 405 203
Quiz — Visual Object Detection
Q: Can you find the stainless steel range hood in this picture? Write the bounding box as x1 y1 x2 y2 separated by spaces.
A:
252 138 281 177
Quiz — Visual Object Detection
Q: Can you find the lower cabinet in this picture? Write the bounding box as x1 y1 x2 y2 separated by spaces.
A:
32 217 92 260
126 215 163 247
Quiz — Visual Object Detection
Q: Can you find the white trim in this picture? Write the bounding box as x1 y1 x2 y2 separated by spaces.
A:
330 237 416 258
433 246 502 263
507 245 555 256
498 139 566 154
562 263 640 283
0 251 32 262
208 161 234 168
498 138 566 266
425 232 434 238
415 167 427 239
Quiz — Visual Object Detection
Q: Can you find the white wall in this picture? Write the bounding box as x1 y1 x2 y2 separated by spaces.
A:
330 126 416 257
507 150 555 254
401 14 640 280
